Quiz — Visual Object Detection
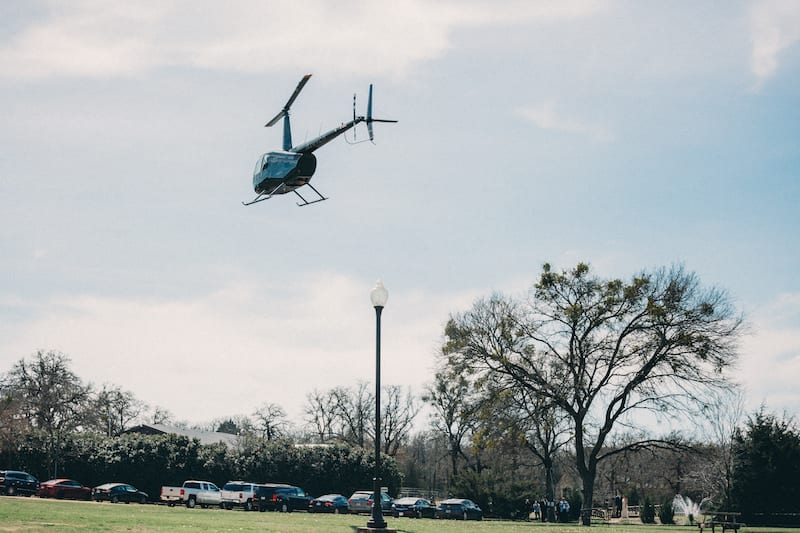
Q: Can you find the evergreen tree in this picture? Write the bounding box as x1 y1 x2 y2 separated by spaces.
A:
731 410 800 525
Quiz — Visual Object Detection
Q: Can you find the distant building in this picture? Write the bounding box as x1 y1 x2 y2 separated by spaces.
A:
122 423 238 447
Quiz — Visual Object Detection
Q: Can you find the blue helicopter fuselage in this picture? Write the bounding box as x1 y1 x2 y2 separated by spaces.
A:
252 150 317 195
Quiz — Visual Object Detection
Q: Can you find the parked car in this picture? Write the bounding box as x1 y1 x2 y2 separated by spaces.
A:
348 490 393 515
0 470 39 496
308 493 349 514
436 498 483 520
37 479 92 500
221 481 259 511
391 497 437 518
254 483 312 512
92 483 148 504
160 480 222 508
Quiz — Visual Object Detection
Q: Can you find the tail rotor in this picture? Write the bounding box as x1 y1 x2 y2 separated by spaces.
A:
365 84 397 142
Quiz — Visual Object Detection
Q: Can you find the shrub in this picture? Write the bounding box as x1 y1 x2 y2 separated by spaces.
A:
659 498 675 524
640 496 656 524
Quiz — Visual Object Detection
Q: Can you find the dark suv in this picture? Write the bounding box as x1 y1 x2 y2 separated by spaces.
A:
0 470 39 496
255 484 312 512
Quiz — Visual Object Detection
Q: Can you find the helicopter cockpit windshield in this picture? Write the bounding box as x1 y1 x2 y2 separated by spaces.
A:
253 154 269 177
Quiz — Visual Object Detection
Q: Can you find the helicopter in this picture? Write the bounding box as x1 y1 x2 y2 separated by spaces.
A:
244 74 397 206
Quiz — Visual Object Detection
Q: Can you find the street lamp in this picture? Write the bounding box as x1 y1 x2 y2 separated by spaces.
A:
367 280 388 530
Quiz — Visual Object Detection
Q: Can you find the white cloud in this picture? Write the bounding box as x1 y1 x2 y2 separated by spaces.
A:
749 0 800 89
517 101 615 143
0 0 604 81
738 292 800 416
0 273 479 426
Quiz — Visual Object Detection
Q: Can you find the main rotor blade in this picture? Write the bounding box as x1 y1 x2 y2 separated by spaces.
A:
265 74 312 127
265 110 285 128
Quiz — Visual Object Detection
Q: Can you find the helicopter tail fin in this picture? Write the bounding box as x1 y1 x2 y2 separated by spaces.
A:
365 84 397 142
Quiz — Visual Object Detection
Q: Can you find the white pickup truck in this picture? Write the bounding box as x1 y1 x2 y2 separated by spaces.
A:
160 480 222 508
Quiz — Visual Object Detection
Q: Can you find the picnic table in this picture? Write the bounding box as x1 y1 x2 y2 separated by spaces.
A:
698 511 743 532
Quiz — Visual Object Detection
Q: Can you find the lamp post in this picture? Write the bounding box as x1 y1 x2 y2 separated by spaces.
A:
367 280 388 530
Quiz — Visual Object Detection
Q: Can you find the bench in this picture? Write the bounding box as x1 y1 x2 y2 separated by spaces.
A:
590 508 610 526
698 512 743 533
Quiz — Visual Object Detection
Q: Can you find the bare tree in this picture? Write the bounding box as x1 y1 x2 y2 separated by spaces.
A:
378 385 420 456
93 385 145 436
148 405 174 425
423 361 482 476
696 388 746 507
483 383 571 501
253 402 288 440
304 388 339 443
444 263 742 525
332 383 373 448
4 350 92 477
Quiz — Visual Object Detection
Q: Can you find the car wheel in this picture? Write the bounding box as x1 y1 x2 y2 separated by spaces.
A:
334 507 341 515
244 500 254 512
463 511 468 520
417 510 423 519
186 497 196 509
7 487 16 496
280 502 289 513
111 495 119 504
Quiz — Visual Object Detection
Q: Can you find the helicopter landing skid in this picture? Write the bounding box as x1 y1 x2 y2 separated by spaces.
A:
294 183 328 207
242 182 290 206
242 182 327 207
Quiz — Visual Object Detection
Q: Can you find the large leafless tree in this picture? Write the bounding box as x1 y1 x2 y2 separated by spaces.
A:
443 263 742 525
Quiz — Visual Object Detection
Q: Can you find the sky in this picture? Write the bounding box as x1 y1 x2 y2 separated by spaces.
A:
1 1 798 433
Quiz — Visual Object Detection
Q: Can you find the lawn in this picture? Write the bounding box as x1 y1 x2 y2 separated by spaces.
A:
0 497 796 533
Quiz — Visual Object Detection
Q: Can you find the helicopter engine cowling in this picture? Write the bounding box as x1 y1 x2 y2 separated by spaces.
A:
294 152 317 181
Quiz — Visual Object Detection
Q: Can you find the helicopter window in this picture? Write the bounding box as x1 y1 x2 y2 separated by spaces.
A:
254 155 269 176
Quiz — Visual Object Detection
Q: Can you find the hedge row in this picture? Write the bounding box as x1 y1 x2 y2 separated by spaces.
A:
2 431 401 501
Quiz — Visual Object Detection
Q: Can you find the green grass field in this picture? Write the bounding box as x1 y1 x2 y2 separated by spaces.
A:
0 497 796 533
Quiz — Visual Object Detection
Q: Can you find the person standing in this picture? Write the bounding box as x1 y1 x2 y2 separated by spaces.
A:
558 497 571 522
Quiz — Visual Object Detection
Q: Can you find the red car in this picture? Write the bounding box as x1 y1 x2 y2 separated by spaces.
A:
37 479 92 500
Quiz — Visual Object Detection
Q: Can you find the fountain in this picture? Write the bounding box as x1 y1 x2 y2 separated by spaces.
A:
672 494 702 525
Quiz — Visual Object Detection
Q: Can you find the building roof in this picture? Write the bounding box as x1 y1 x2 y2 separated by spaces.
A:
122 423 239 447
